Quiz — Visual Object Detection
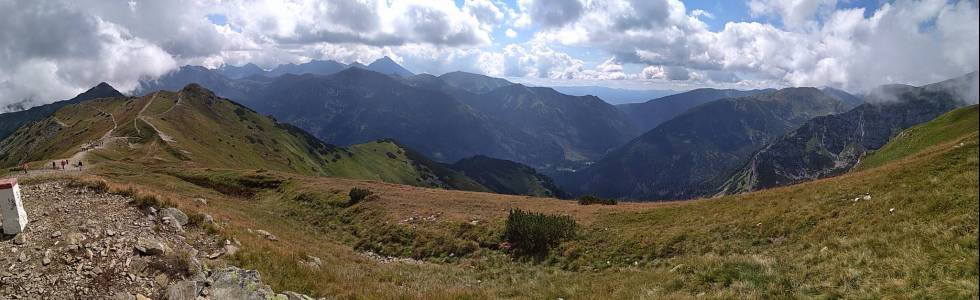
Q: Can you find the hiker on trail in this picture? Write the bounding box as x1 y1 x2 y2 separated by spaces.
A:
78 161 83 171
52 161 56 170
60 160 66 170
22 164 27 174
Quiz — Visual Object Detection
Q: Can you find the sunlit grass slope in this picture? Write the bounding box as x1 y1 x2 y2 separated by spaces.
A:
857 104 979 170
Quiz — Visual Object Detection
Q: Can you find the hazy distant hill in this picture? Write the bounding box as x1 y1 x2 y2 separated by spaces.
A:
437 71 514 94
449 155 567 198
364 56 414 77
617 88 773 132
552 86 677 105
468 84 638 164
720 72 977 194
214 56 412 79
562 87 852 200
139 67 636 170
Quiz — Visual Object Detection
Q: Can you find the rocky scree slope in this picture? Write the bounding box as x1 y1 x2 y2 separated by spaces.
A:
720 72 977 194
0 180 317 299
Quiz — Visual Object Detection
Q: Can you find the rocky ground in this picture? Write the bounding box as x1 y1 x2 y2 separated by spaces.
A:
0 181 318 300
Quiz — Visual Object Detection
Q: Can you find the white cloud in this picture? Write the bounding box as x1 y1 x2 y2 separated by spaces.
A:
464 0 505 29
691 9 714 19
0 0 176 109
1 0 977 107
524 0 979 91
747 0 838 30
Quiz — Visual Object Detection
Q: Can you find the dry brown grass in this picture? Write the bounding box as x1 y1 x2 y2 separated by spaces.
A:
11 118 975 299
291 175 675 225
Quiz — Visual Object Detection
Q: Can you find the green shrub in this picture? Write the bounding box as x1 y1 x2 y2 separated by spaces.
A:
348 187 373 206
503 209 576 257
576 195 617 205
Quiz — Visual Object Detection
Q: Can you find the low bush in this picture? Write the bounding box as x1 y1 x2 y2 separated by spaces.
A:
576 195 617 205
348 187 373 206
503 209 576 257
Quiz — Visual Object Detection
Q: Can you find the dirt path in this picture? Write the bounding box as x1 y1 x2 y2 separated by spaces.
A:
135 91 175 143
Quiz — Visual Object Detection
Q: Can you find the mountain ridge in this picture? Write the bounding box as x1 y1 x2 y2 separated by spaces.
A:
719 72 977 194
561 87 854 200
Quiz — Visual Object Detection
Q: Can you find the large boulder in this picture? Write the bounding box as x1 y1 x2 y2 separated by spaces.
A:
160 207 189 226
134 236 170 256
209 267 281 300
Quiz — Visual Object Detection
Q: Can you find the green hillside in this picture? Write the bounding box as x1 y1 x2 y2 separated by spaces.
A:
62 95 977 299
857 104 979 170
0 84 562 196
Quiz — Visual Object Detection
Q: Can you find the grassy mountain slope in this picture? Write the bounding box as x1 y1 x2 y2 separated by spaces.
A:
0 82 123 141
0 84 472 190
61 96 976 298
241 68 510 163
470 84 639 164
563 87 851 200
449 155 568 198
437 71 514 94
617 88 773 132
138 67 636 169
720 73 975 194
0 96 123 166
857 104 979 170
2 84 563 196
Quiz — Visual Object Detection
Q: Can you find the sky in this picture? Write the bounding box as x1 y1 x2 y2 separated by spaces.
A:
0 0 978 108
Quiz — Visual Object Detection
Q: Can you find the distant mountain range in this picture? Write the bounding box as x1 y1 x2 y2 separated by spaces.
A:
559 87 858 200
550 86 678 105
1 55 975 203
0 83 564 197
137 63 638 171
214 56 414 79
720 72 977 194
617 88 773 132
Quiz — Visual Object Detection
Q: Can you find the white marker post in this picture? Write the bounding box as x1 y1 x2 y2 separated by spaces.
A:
0 178 28 235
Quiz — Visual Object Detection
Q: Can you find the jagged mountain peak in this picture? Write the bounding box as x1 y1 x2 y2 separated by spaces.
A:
79 82 124 99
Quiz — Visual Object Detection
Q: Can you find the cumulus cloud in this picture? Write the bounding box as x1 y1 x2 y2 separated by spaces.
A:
526 0 979 91
220 0 492 48
2 0 978 108
518 0 584 28
747 0 838 30
0 0 176 110
464 0 505 29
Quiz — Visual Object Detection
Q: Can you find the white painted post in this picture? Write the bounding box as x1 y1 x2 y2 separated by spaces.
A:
0 178 28 234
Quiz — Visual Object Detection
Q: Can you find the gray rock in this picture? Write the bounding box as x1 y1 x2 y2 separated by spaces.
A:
42 249 52 266
166 280 204 300
209 267 279 300
12 234 26 245
112 292 136 300
254 229 278 241
134 236 170 256
160 208 189 226
283 291 314 300
192 198 207 206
